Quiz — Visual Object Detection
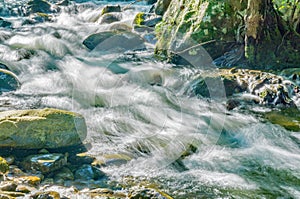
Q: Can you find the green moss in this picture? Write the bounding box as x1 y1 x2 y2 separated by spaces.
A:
0 156 9 174
133 12 145 26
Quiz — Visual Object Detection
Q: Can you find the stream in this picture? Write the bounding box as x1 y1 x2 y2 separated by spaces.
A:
1 0 300 198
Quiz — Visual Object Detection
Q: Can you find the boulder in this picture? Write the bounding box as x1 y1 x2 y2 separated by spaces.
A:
99 13 122 24
22 153 67 174
26 0 52 15
0 69 21 93
155 1 244 61
83 30 145 52
101 5 121 15
185 68 296 107
0 108 87 149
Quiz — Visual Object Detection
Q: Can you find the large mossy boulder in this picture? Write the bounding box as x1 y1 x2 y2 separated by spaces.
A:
0 108 87 149
155 0 245 63
83 30 145 52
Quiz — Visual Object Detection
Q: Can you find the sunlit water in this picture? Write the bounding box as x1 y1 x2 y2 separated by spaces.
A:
1 0 300 198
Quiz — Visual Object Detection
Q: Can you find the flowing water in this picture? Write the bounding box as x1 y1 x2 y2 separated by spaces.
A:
1 0 300 198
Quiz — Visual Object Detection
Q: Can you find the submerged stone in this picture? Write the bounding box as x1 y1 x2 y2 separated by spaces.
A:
74 164 105 180
0 69 21 93
22 153 67 174
0 108 87 149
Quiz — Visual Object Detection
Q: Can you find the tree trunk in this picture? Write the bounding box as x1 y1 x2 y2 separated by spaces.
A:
244 0 300 69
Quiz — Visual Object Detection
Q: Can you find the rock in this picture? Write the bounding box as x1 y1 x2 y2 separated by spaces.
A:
101 5 121 15
0 69 21 93
83 31 145 52
154 0 172 15
0 191 25 198
226 99 241 111
0 63 9 70
0 108 87 149
185 68 296 107
133 25 154 33
155 1 244 61
264 108 300 131
144 17 162 27
26 0 52 15
54 167 74 181
68 153 95 166
0 182 17 192
99 13 122 24
15 175 41 187
16 185 37 193
22 153 67 174
92 154 131 167
0 157 9 175
0 18 12 28
109 23 132 32
81 188 127 198
128 186 173 199
31 190 61 199
133 12 146 26
57 0 70 6
74 164 105 181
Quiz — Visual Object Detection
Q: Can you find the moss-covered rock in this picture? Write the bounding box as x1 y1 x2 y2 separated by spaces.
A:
0 108 87 149
185 68 296 106
0 157 9 175
155 0 245 62
264 108 300 131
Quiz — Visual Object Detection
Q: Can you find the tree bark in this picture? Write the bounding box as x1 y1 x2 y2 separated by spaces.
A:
244 0 300 68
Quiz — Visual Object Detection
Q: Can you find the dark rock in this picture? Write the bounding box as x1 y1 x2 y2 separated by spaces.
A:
57 0 71 6
54 167 74 181
68 153 95 165
101 5 121 15
143 16 162 27
22 153 67 174
226 99 241 110
0 69 20 93
26 0 52 15
0 18 12 28
133 25 154 33
74 164 105 180
0 63 10 70
154 0 172 15
83 30 145 52
99 13 122 24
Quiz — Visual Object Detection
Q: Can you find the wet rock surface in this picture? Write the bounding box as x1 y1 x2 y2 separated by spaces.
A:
0 108 87 149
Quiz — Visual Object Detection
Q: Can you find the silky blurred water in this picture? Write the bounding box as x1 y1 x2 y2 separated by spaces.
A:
1 0 300 198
